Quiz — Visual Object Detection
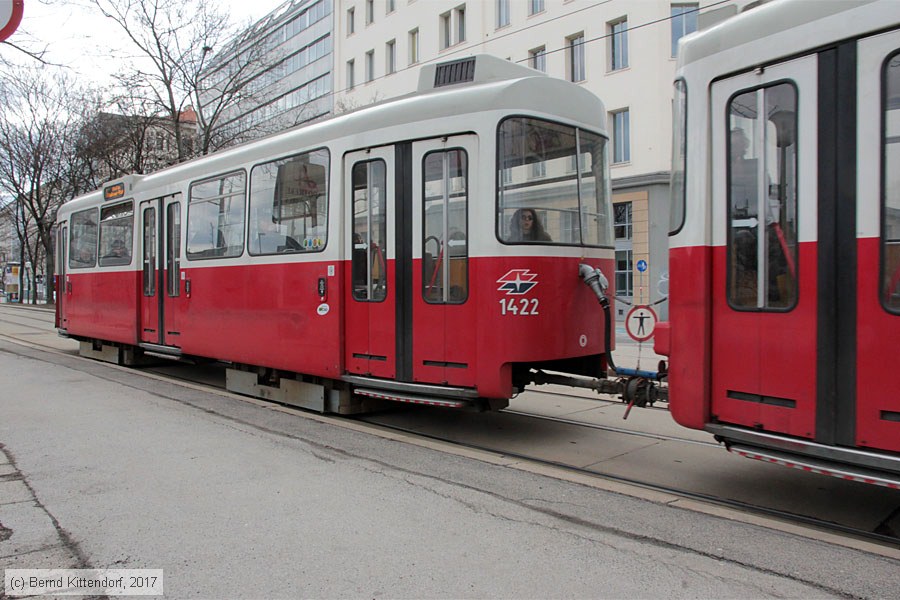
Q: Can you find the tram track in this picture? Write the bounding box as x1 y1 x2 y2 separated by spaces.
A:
353 410 900 551
2 303 899 556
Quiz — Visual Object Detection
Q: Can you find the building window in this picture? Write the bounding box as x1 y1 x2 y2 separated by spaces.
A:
611 109 630 163
529 46 546 72
497 0 509 28
440 12 452 49
409 28 419 64
567 33 585 82
614 202 632 240
609 18 629 71
346 59 355 89
529 0 544 16
366 0 374 25
456 5 466 44
386 0 396 14
615 249 633 297
347 7 355 36
671 4 698 57
365 50 374 82
386 39 396 75
607 18 628 71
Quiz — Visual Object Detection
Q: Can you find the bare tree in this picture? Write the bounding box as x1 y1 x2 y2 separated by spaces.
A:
0 67 86 304
93 0 270 162
185 28 284 155
76 88 164 178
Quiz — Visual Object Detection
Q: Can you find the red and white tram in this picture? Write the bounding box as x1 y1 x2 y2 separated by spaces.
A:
55 55 617 413
657 0 900 487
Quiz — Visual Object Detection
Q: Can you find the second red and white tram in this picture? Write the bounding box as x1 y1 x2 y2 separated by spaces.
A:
56 55 618 413
657 0 900 487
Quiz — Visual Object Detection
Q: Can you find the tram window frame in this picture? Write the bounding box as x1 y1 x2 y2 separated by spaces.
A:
98 200 134 267
670 78 687 235
422 148 469 305
496 116 613 248
68 208 99 269
881 49 900 314
248 148 330 256
167 200 182 297
725 81 799 312
351 159 388 302
142 207 156 296
186 171 246 260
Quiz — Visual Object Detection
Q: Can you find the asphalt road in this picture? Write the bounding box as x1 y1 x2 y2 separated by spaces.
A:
0 310 899 597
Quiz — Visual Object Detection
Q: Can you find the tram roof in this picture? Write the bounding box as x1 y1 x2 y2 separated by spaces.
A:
677 0 885 68
60 54 606 215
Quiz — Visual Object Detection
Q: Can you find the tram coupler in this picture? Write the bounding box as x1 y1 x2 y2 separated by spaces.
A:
530 369 623 395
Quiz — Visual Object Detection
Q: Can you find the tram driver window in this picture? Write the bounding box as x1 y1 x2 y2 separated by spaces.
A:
497 117 612 247
727 83 798 310
187 171 246 259
249 149 329 255
69 208 98 269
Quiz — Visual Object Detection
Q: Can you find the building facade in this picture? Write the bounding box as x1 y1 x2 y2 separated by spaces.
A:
201 0 336 140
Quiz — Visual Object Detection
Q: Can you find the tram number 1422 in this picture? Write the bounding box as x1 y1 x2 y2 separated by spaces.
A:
499 298 540 316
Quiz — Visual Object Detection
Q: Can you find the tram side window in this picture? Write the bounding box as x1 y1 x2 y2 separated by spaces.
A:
249 149 329 255
423 149 468 304
143 208 156 296
727 83 798 310
99 201 134 267
497 117 612 246
69 208 98 269
882 51 900 312
187 171 245 259
167 201 181 297
351 160 387 302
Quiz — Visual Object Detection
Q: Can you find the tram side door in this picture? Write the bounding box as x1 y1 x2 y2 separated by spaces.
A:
410 136 477 387
139 194 182 347
344 147 396 378
855 30 900 453
57 223 68 330
709 56 819 440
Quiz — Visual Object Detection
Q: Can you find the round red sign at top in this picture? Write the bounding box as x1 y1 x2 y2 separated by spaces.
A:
0 0 25 43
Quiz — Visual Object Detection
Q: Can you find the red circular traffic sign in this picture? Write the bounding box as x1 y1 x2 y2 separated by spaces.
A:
0 0 24 43
625 305 657 342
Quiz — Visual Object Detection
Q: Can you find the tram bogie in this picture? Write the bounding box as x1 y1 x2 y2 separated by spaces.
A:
55 55 618 413
659 0 900 488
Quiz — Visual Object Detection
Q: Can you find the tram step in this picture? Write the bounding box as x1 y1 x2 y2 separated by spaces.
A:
728 444 900 490
353 387 472 409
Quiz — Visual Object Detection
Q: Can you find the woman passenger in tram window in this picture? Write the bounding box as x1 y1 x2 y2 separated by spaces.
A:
509 208 552 242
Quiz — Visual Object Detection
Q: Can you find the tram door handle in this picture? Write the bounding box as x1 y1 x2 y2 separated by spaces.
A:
318 277 327 302
66 281 72 294
184 279 191 298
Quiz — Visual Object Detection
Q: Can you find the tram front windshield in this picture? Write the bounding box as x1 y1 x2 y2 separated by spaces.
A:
497 117 612 247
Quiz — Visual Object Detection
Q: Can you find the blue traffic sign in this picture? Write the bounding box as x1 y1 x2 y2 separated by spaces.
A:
636 259 648 273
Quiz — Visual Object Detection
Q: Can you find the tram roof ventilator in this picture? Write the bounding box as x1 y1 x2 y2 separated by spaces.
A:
418 55 546 93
